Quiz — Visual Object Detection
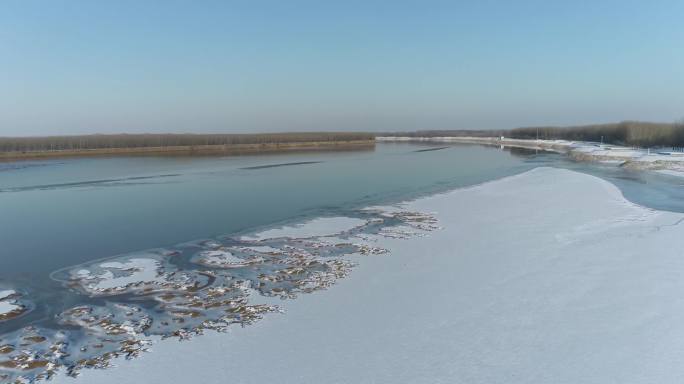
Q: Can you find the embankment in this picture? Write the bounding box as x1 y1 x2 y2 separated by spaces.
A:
0 140 375 161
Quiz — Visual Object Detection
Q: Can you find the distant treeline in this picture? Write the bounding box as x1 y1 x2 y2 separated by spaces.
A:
383 121 684 147
0 132 374 153
509 121 684 147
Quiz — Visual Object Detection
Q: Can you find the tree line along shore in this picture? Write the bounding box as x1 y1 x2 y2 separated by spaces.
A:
0 132 375 160
382 121 684 149
2 121 684 161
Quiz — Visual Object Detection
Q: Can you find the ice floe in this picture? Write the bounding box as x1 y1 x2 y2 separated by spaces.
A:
0 290 25 322
3 209 440 383
0 302 20 318
239 245 282 254
241 217 367 240
191 249 262 268
69 256 164 294
0 291 15 302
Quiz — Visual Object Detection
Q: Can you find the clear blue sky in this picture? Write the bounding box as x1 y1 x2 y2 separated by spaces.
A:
1 0 683 136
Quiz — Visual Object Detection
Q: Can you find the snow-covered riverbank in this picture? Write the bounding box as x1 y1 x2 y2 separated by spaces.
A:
378 136 684 175
50 167 684 383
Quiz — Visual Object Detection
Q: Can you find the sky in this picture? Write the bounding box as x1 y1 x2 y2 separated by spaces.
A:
1 0 683 136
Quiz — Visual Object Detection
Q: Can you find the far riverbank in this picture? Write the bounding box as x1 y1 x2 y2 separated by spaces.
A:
378 136 684 175
0 139 375 161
